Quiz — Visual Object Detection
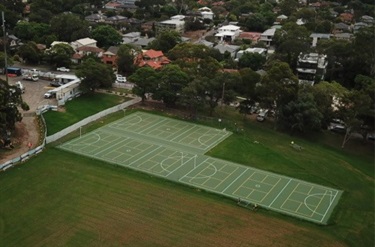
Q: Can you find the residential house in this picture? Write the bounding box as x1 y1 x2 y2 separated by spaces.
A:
237 32 262 43
236 47 267 60
259 28 276 47
122 32 141 44
7 35 22 50
332 32 353 41
296 18 306 25
353 22 369 33
360 15 374 24
70 38 97 51
105 15 128 25
198 7 214 20
296 52 328 85
213 44 240 58
194 39 214 48
332 22 350 33
215 24 242 42
130 37 155 49
310 33 331 47
339 12 354 24
104 1 123 10
72 46 104 64
137 49 170 70
157 19 185 34
276 14 288 23
85 13 106 23
141 21 156 32
102 46 119 68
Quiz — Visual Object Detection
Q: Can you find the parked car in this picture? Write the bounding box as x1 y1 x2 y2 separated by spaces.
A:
57 67 70 72
256 109 269 122
50 80 63 87
116 74 127 83
44 90 56 99
328 119 346 133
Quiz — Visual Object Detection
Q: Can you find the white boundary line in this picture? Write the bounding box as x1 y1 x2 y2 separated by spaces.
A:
268 179 292 208
320 190 339 222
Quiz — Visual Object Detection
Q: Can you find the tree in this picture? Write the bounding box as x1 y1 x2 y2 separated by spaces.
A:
50 13 90 42
91 25 122 48
236 68 261 116
147 30 181 53
128 67 159 103
45 43 74 68
17 42 41 64
279 0 299 16
278 87 323 134
152 65 189 107
0 79 29 148
0 52 13 68
242 13 267 32
257 61 299 124
179 79 205 118
13 21 50 43
238 52 266 71
117 44 140 75
76 58 115 92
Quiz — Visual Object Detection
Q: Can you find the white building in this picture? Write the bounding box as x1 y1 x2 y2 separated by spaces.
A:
296 53 328 85
157 19 185 34
259 28 276 47
236 47 267 60
50 75 81 105
70 38 97 51
215 25 241 42
310 33 331 47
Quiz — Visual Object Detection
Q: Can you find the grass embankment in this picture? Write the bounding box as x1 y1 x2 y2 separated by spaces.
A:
43 92 127 135
0 103 373 246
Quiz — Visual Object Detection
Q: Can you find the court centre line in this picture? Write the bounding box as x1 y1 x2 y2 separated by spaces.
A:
268 179 292 208
179 156 208 181
280 182 300 210
166 154 197 177
138 118 168 135
170 125 197 142
128 146 163 167
92 137 129 156
310 189 328 218
320 190 339 223
221 168 248 193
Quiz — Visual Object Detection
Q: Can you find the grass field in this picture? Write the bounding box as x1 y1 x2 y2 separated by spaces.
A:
0 106 373 246
58 112 342 224
43 93 128 135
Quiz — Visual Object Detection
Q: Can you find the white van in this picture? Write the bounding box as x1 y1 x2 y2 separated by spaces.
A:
15 81 25 93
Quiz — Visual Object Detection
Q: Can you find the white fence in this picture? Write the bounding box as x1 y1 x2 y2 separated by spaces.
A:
0 97 141 172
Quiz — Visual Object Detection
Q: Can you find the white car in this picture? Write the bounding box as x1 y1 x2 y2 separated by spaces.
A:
116 75 127 83
57 67 70 72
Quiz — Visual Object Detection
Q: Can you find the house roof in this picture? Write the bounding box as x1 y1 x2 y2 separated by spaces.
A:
261 28 276 36
72 53 84 59
106 15 127 21
214 44 240 54
106 46 120 55
238 32 262 41
131 37 155 47
277 14 288 19
310 33 331 39
334 22 349 29
75 38 97 46
143 49 164 59
77 46 104 53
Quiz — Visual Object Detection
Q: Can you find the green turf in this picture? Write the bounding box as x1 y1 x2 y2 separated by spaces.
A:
1 108 374 246
43 93 128 135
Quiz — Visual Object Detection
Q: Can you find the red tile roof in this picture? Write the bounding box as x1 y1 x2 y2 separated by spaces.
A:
238 32 262 42
143 49 164 59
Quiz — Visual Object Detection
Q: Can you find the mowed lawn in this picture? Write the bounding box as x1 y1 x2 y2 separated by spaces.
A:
0 149 344 247
43 93 128 135
0 106 374 247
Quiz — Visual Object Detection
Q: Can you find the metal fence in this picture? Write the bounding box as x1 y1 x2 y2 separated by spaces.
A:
0 97 141 172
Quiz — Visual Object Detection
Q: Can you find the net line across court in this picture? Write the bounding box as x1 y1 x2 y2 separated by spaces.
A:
58 112 342 224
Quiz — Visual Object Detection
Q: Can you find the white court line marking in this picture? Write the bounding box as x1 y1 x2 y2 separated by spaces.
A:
188 162 217 180
221 168 248 193
170 126 197 142
179 157 209 181
138 118 168 134
268 179 292 208
167 153 197 177
320 190 339 222
128 146 163 166
92 137 128 156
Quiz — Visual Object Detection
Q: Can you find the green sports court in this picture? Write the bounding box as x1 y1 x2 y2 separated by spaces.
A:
58 112 342 224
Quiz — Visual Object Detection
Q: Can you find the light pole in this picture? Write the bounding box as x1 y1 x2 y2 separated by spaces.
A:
221 81 225 107
2 11 8 84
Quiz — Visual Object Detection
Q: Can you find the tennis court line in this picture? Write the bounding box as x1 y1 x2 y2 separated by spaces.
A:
311 190 328 218
166 153 196 177
94 136 129 156
179 157 209 181
221 168 248 193
129 146 163 166
138 118 168 134
320 190 339 222
170 125 197 142
268 179 292 207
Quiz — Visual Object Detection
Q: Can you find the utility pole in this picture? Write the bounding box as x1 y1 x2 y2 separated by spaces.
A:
221 81 225 108
2 11 8 84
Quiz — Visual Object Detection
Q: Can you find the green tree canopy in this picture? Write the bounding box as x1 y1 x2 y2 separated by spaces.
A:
129 67 159 102
45 43 75 68
50 13 90 42
116 44 140 75
91 25 122 48
238 52 266 71
76 58 115 92
148 30 181 53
